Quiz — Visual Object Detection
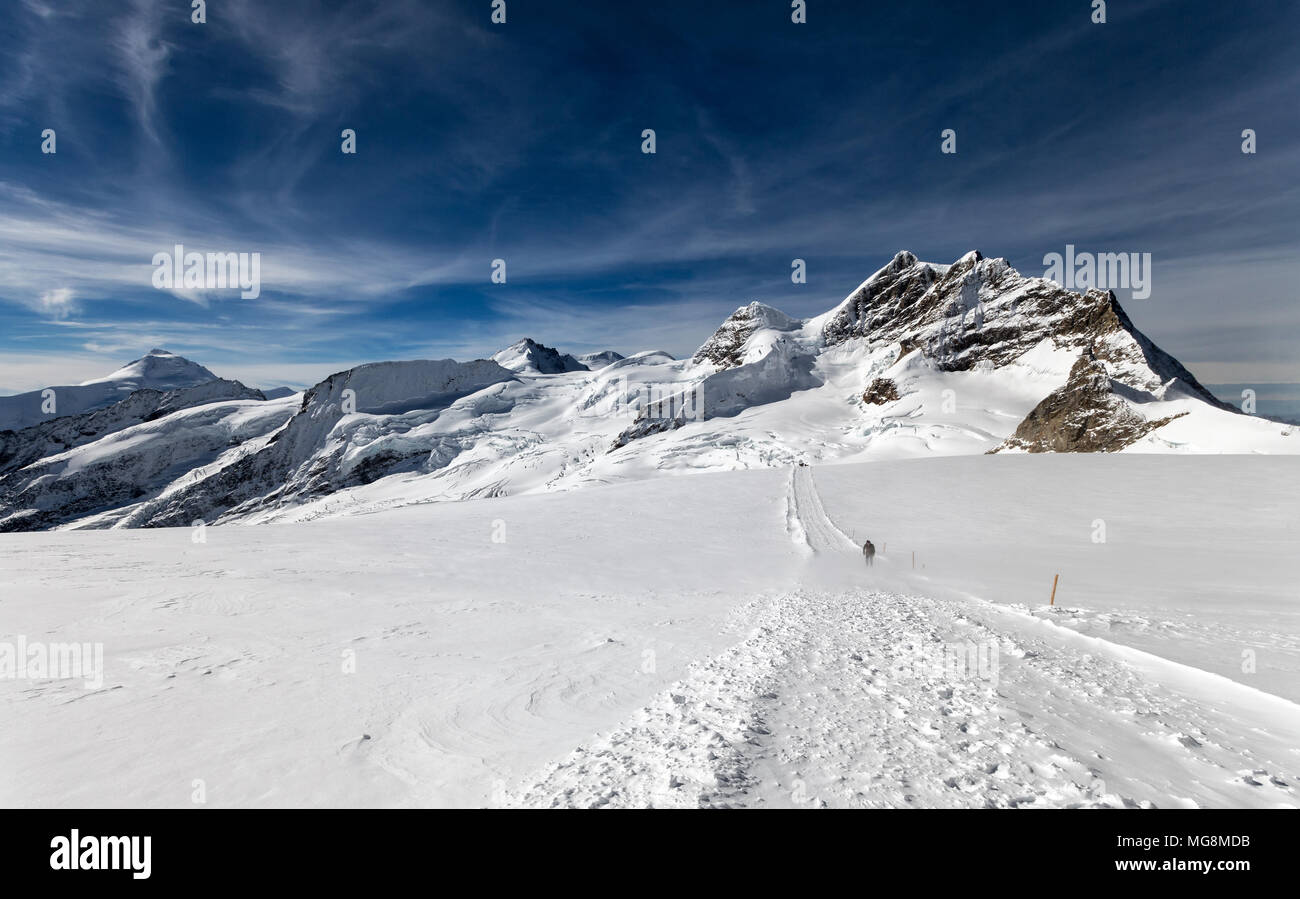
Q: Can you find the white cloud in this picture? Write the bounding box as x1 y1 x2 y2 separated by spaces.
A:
38 287 76 319
112 0 172 148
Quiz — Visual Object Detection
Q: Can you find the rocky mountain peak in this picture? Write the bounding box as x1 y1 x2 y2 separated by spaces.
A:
493 338 588 374
692 301 801 369
820 251 1224 406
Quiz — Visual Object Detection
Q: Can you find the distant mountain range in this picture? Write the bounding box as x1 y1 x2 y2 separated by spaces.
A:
1 252 1294 531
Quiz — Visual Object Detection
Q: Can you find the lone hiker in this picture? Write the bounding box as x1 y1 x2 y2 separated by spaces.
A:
862 539 876 567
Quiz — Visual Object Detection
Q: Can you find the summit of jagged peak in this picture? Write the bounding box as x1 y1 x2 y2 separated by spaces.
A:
692 302 801 369
818 249 1225 405
888 249 919 270
822 249 1111 356
866 249 944 282
819 252 946 344
736 300 800 328
492 338 589 374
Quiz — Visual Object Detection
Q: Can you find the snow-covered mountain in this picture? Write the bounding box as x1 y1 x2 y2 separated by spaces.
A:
0 379 266 479
121 358 517 528
0 348 220 431
79 347 220 391
493 338 588 374
577 350 625 370
692 301 802 369
0 252 1294 531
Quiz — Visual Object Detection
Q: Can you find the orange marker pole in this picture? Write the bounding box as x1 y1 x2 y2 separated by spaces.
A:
1050 573 1059 606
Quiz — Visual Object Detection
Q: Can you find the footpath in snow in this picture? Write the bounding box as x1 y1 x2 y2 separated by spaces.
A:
506 467 1300 808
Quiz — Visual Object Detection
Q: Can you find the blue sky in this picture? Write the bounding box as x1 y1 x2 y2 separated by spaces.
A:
0 0 1296 392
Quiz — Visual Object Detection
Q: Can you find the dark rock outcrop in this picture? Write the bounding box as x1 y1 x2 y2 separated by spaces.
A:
992 350 1187 453
862 378 901 405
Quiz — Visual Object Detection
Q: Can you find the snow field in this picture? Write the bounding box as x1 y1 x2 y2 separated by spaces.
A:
3 456 1296 808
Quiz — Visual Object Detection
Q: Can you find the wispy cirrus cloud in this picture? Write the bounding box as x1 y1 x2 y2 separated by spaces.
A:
0 0 1295 390
112 0 173 149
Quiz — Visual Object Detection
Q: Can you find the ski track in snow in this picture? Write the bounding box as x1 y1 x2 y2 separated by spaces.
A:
788 465 860 554
506 467 1300 809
